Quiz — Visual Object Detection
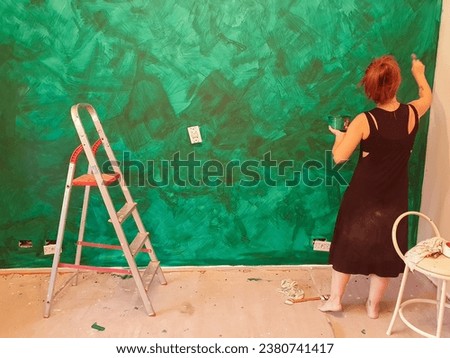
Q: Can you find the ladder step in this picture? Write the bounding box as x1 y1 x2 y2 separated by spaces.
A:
109 202 137 224
141 261 160 291
77 240 153 253
72 173 120 186
129 232 149 256
59 262 131 275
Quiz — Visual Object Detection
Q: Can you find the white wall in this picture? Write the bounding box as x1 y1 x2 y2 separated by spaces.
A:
418 0 450 291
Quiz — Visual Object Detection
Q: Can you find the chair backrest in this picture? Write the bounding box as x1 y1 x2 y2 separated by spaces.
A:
391 211 441 261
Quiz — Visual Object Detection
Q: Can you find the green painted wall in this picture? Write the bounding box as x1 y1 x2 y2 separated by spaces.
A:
0 0 442 268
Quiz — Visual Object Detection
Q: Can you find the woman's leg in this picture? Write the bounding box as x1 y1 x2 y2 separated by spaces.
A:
318 268 350 312
366 274 389 319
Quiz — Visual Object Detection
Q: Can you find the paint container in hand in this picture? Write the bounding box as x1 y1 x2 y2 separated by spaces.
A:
328 115 345 132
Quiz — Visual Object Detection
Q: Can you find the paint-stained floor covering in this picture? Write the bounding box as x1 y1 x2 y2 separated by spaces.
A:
1 265 449 338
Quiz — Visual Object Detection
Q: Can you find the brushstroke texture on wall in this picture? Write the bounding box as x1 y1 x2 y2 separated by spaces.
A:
0 0 442 268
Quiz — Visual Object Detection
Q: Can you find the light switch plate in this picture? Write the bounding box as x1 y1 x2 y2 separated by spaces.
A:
187 126 202 144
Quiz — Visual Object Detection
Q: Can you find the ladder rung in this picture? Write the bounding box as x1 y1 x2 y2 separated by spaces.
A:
109 202 137 224
141 261 160 291
130 232 149 256
76 240 153 253
59 262 132 275
77 241 122 251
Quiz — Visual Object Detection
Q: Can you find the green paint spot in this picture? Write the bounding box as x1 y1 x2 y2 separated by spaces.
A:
112 274 133 280
91 322 105 331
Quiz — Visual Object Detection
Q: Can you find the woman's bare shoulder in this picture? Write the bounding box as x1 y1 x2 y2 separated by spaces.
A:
350 113 368 126
348 112 370 138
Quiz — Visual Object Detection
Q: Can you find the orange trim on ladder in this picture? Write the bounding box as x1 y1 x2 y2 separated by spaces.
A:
69 139 103 164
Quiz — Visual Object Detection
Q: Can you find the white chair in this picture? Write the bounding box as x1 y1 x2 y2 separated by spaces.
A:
387 211 450 337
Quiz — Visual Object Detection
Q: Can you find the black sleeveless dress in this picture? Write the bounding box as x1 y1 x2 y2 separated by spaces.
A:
328 103 419 277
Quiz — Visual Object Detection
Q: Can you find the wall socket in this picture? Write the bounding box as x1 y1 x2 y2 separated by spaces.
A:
313 239 331 252
43 244 58 255
18 240 33 248
187 126 202 144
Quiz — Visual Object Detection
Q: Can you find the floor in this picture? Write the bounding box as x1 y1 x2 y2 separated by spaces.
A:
1 265 449 338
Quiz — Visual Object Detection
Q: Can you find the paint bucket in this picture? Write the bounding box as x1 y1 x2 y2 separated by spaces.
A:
443 241 450 258
328 115 345 131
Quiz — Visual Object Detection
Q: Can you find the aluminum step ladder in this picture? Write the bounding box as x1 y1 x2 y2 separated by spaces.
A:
44 103 166 318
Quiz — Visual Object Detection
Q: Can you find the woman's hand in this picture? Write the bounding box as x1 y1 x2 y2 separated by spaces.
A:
411 57 425 79
328 125 345 136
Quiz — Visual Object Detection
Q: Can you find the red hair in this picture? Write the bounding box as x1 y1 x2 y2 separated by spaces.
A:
360 55 402 104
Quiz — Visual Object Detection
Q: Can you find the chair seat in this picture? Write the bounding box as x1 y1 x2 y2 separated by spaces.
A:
416 255 450 278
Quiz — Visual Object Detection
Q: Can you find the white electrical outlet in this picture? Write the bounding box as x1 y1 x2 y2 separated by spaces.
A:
43 244 58 255
187 126 202 144
313 240 331 252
